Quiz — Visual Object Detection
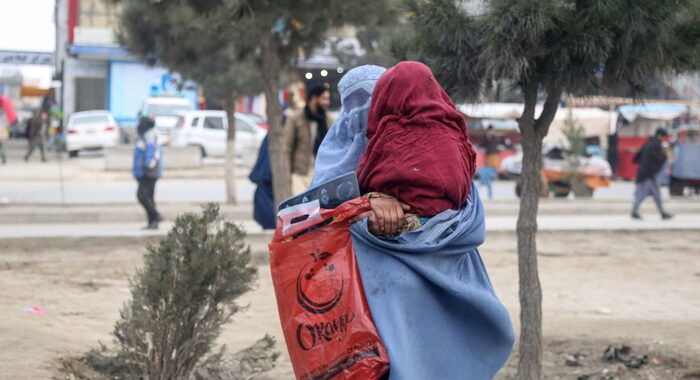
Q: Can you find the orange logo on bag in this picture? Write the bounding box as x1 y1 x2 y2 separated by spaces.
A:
297 250 344 315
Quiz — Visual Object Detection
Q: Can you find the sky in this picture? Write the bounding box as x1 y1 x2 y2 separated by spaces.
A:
0 0 56 87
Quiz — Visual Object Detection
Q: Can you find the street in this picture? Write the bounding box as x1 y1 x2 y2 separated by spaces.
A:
0 139 673 204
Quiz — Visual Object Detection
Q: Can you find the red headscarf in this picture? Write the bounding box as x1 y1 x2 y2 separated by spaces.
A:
356 61 476 216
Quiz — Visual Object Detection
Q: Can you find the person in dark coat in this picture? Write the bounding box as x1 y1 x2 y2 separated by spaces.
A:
249 135 276 229
631 128 672 220
284 84 333 194
133 114 164 229
482 125 500 169
24 111 47 162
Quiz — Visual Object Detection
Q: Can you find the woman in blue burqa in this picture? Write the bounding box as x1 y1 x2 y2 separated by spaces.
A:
249 135 275 229
311 62 514 380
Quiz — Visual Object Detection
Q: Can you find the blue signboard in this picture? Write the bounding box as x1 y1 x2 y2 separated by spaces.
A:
108 61 197 126
0 50 53 65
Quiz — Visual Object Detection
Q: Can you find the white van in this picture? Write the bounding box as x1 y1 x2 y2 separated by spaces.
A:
139 97 193 143
170 110 266 164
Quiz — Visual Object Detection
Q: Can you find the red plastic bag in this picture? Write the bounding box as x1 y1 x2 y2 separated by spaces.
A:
269 198 390 380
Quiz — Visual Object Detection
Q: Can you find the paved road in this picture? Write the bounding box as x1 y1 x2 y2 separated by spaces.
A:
0 138 678 204
0 179 257 204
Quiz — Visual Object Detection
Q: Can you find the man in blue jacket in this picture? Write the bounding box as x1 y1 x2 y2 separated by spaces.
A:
133 113 164 229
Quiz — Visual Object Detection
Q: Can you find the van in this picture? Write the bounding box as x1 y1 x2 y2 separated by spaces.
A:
139 97 194 143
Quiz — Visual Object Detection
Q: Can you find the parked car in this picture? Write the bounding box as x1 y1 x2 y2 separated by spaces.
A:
169 110 266 165
139 96 194 144
65 110 120 157
242 113 269 130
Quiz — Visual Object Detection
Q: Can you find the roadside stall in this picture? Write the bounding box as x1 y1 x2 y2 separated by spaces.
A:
459 103 521 174
461 103 616 197
460 103 615 179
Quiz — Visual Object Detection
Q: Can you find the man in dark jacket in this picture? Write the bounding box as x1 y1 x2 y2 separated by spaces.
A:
283 84 333 194
24 111 47 162
631 128 672 220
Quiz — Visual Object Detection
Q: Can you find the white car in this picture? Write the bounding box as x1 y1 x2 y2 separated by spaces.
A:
170 110 266 164
65 110 120 157
139 97 194 144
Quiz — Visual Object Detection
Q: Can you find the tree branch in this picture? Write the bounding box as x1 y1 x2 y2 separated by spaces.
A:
534 84 562 139
518 80 539 136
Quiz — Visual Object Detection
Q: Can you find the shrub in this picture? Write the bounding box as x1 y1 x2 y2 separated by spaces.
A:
60 204 277 379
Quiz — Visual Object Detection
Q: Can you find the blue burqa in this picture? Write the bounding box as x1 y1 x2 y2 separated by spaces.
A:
310 65 387 187
313 65 514 379
249 135 275 229
350 187 514 380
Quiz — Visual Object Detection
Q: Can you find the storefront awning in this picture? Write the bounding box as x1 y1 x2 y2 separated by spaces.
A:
69 45 131 59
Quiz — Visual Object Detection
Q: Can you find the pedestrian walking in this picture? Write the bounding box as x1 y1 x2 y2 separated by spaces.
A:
284 84 333 194
631 128 673 220
24 111 47 162
477 165 497 200
133 114 164 229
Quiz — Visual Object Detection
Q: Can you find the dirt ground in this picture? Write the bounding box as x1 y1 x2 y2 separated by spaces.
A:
1 231 699 380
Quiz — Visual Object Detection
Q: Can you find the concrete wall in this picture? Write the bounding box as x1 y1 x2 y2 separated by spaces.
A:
104 146 203 171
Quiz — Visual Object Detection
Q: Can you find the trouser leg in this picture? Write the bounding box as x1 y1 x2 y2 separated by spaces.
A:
25 139 36 159
648 179 666 215
149 179 160 222
137 178 159 224
38 140 46 161
0 142 5 163
631 181 649 214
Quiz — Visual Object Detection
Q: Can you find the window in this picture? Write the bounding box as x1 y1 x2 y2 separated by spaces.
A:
75 78 106 112
191 117 199 127
147 104 192 117
79 0 121 28
236 118 254 133
204 117 225 130
73 115 110 125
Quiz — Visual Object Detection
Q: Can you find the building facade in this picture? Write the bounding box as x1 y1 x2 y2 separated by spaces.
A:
54 0 197 127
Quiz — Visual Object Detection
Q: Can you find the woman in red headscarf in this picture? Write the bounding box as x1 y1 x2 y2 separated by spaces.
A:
355 61 476 236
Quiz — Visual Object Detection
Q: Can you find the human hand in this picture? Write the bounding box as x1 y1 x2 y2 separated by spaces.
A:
353 197 410 236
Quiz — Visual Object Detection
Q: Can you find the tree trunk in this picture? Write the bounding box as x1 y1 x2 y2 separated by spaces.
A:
516 81 562 380
260 35 291 207
516 80 543 380
224 91 237 204
516 134 544 380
